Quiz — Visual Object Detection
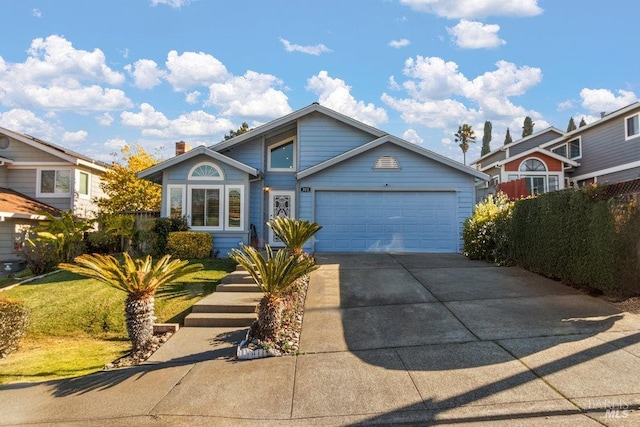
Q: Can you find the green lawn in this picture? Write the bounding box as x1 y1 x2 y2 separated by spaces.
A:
0 257 235 384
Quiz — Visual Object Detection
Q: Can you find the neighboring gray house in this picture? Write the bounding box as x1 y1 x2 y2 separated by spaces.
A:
472 101 640 197
139 103 489 255
0 127 108 265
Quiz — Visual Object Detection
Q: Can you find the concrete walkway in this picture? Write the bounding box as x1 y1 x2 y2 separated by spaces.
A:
2 253 640 426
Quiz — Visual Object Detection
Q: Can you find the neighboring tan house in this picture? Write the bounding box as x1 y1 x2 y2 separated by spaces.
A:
0 127 108 268
139 103 489 255
472 101 640 198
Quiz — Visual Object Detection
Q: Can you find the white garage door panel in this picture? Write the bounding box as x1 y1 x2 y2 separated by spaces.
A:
315 191 458 253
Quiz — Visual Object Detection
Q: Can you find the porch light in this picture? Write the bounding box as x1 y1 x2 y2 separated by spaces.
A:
263 186 270 192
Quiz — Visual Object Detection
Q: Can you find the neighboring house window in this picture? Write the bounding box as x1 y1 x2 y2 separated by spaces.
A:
506 158 561 194
189 186 223 229
226 187 244 229
268 138 296 171
77 171 90 198
168 185 185 218
37 169 71 197
551 138 581 159
520 159 546 172
188 162 224 180
626 113 639 140
373 156 400 170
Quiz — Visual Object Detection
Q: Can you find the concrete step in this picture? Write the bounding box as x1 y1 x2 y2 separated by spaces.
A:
221 272 254 285
184 312 256 327
191 292 263 313
217 283 261 293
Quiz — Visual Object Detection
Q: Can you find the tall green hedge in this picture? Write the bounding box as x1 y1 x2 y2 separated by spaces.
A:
510 188 639 297
166 231 213 259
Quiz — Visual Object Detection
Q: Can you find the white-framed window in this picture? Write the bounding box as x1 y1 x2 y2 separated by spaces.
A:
268 137 296 171
519 158 547 172
225 186 244 229
168 185 186 219
506 158 561 194
551 137 581 159
37 168 71 197
188 162 224 180
625 113 639 140
76 171 90 198
188 185 223 230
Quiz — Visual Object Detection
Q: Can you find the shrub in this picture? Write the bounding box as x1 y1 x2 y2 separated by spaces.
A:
463 193 514 265
166 231 213 259
150 217 189 256
17 237 60 275
0 298 30 358
85 228 119 254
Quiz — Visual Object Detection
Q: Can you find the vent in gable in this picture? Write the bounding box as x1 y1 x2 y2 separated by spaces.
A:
374 155 400 170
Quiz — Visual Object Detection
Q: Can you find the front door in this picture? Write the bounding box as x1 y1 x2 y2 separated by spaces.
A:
268 190 295 246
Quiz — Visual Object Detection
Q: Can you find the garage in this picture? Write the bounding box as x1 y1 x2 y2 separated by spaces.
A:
314 190 458 253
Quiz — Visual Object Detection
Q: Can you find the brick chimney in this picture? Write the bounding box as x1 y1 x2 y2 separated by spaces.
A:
175 141 191 156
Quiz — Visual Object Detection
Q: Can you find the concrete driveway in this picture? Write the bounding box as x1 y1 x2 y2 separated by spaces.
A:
2 253 640 426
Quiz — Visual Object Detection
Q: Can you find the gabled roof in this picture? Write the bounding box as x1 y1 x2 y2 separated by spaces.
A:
137 145 260 184
211 103 387 152
477 146 579 172
470 126 564 166
0 126 108 173
297 134 489 181
540 101 640 149
0 187 61 220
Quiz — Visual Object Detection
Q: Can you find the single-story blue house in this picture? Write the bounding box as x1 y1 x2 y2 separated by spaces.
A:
138 103 488 255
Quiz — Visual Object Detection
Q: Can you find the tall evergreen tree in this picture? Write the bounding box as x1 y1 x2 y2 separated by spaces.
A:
481 121 492 155
224 122 250 140
566 117 577 132
504 128 513 145
522 116 535 137
454 124 476 165
579 117 587 127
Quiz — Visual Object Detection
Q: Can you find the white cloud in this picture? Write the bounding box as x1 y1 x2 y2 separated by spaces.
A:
402 128 423 144
381 94 476 129
0 109 57 139
579 88 638 113
447 20 505 49
306 71 388 127
32 9 42 18
104 137 128 150
557 100 574 111
400 0 542 19
400 56 467 100
185 91 201 104
150 0 190 8
0 35 131 111
389 39 411 49
279 38 332 56
125 59 165 89
62 130 88 143
121 103 170 128
164 50 230 92
97 112 114 126
206 70 292 118
142 110 234 138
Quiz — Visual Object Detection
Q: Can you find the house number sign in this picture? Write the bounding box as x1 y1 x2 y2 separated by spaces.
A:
300 187 311 192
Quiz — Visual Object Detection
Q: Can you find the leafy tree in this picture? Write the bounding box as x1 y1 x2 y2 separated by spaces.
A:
522 116 535 137
96 144 162 216
230 245 318 341
454 124 476 165
267 217 322 257
566 117 577 132
481 121 492 156
224 122 250 140
59 253 202 352
579 117 587 127
504 128 513 145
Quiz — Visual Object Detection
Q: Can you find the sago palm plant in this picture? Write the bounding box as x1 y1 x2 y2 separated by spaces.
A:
267 217 322 257
230 245 318 340
59 253 202 352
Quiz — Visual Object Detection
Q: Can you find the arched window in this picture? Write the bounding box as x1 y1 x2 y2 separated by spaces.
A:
520 158 546 172
373 156 400 170
188 162 224 180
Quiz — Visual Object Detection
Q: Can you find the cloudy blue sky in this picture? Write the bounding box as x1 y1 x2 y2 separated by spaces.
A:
0 0 637 164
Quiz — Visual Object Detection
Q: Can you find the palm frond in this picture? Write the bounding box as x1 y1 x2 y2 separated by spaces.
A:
267 217 322 255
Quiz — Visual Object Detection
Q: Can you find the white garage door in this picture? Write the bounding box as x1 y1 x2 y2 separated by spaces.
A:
314 191 458 253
